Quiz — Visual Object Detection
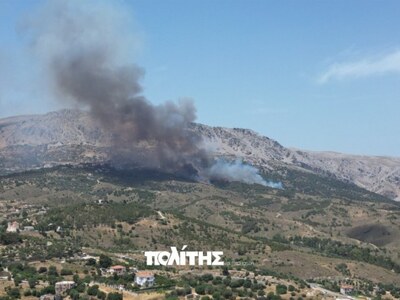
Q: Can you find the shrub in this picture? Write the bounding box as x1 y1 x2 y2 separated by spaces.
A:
61 269 74 276
85 258 97 266
276 284 287 295
87 285 99 296
195 285 206 295
7 288 21 299
107 292 123 300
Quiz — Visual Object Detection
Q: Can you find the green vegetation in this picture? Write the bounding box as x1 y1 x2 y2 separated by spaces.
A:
289 236 400 273
36 202 154 230
0 232 22 245
1 162 400 296
167 273 269 299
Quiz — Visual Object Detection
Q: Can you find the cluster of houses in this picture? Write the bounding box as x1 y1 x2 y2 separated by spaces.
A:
1 265 154 299
6 221 37 232
3 203 48 233
42 267 156 298
102 265 155 287
38 281 76 300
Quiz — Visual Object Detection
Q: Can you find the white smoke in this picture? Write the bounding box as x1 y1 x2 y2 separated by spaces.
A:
205 159 283 189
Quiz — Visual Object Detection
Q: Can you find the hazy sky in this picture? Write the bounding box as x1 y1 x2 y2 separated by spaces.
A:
1 0 400 156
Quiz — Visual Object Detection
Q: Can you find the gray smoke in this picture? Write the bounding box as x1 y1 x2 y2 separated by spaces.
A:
25 0 208 174
24 0 281 187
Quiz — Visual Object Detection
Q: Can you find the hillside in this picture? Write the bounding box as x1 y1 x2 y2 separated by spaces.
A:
2 127 400 296
0 109 400 200
2 164 400 288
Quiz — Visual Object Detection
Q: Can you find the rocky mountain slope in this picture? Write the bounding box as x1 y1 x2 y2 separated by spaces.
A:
0 109 399 200
195 124 400 200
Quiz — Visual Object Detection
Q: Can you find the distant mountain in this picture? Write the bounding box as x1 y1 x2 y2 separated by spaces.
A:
0 109 399 200
194 123 400 200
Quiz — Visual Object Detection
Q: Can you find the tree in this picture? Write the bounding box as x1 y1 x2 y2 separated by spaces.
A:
86 258 97 266
266 292 281 300
76 283 86 293
0 232 22 245
244 279 252 289
99 254 112 268
48 266 58 276
69 289 79 300
212 292 221 300
195 285 206 295
61 269 73 276
87 285 99 296
223 289 233 299
97 290 106 300
29 278 37 289
107 292 123 300
40 286 55 295
276 284 287 295
7 288 21 299
201 274 213 282
73 274 80 284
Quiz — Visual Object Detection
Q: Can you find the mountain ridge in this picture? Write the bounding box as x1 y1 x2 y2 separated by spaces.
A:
0 109 399 200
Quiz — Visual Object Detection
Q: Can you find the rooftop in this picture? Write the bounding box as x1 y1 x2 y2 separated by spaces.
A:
110 265 126 270
341 284 354 289
136 271 154 277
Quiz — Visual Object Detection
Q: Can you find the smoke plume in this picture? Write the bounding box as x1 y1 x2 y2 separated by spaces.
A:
25 0 209 175
206 159 283 188
25 0 281 187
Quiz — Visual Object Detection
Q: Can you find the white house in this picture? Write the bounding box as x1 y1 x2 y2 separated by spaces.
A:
23 226 35 231
340 284 354 295
135 271 155 287
6 221 19 232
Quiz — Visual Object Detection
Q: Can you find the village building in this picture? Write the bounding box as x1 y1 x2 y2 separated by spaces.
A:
23 226 35 231
55 281 76 295
108 265 127 276
340 284 354 295
0 271 11 281
40 294 55 300
6 221 19 232
185 293 200 300
135 271 155 287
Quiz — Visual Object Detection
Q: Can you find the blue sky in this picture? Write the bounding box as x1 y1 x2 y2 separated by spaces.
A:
1 0 400 156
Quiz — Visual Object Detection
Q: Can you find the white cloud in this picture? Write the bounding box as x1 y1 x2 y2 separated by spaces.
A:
318 50 400 84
